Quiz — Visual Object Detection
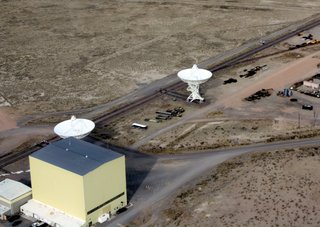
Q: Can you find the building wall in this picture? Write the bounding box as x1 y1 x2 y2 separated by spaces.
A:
83 156 127 223
0 192 32 215
0 199 10 216
0 198 10 207
10 192 32 215
30 157 86 220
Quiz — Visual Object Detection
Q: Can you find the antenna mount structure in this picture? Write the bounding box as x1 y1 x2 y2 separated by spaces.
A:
177 64 212 102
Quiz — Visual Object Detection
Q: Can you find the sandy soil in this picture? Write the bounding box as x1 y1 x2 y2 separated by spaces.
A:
1 1 320 115
0 127 54 154
148 147 320 227
222 51 320 108
0 107 53 155
97 45 320 153
2 2 320 226
0 107 17 132
91 94 200 146
2 1 320 158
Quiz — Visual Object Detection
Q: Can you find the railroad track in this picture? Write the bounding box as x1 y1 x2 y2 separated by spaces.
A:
208 17 320 72
0 148 38 171
95 16 320 126
2 16 320 171
0 139 60 171
93 80 183 125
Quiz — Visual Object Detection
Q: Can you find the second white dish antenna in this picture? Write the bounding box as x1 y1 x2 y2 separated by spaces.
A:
177 64 212 102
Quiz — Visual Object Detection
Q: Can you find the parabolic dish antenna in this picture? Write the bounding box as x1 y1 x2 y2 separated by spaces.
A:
54 115 95 139
177 64 212 102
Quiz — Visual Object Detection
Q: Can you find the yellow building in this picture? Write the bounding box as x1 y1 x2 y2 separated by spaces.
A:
21 137 127 227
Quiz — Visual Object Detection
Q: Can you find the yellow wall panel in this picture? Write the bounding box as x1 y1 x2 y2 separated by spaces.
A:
29 151 127 225
83 156 127 212
30 157 86 220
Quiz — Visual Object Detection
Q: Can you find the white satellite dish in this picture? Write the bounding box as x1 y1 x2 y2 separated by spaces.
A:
177 64 212 102
54 115 95 139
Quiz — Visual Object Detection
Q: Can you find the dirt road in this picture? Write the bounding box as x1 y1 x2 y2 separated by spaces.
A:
102 138 320 226
0 108 17 132
130 50 320 150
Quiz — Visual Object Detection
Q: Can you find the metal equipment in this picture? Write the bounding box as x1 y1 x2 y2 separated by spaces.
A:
177 64 212 102
54 115 95 139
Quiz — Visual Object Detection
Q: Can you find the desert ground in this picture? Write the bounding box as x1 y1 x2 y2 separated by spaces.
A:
93 35 320 153
1 0 320 116
142 147 320 227
2 0 320 153
2 1 320 226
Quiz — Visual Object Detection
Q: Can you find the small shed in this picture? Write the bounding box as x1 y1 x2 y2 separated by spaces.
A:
0 179 32 219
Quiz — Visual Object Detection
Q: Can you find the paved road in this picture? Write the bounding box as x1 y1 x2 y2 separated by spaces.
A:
95 137 320 227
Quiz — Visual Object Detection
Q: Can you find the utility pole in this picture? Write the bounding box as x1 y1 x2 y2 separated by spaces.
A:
298 112 301 129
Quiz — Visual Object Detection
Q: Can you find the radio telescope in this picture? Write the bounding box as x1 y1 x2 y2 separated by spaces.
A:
54 115 95 139
177 64 212 102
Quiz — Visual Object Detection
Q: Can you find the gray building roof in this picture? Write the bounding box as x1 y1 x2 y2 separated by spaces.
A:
30 137 123 176
0 179 31 201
